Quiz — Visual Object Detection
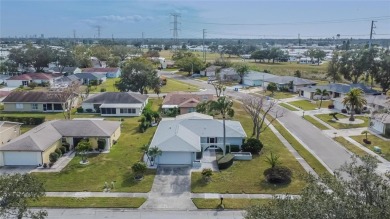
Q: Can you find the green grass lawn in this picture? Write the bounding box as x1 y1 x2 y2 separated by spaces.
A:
288 100 331 111
303 116 330 130
28 197 146 208
350 134 390 161
20 125 36 134
334 136 374 159
262 91 296 99
268 115 331 177
191 102 308 194
315 114 370 129
192 198 271 209
279 103 299 111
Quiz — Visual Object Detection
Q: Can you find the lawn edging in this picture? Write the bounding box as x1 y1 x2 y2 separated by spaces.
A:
28 197 146 208
192 198 271 209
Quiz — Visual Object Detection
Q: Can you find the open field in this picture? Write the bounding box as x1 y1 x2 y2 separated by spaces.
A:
288 100 331 111
315 114 369 129
28 197 146 208
350 134 390 161
10 100 164 192
191 102 308 194
192 198 271 209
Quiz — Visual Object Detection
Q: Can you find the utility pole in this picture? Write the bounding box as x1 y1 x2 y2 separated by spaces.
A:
96 25 101 38
170 13 181 45
142 32 144 46
203 29 207 62
73 29 76 45
298 33 301 46
369 20 376 48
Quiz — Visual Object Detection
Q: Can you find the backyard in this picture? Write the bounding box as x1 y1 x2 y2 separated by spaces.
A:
350 134 390 161
191 102 308 194
8 99 164 192
288 100 331 111
315 114 370 129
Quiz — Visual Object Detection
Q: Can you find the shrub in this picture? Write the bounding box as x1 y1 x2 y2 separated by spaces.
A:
363 139 372 144
28 82 38 89
0 104 3 110
62 142 70 151
355 108 362 114
328 104 335 109
230 145 240 152
131 162 147 179
0 116 44 125
43 163 47 168
97 139 106 151
49 152 59 163
77 107 84 113
55 148 62 157
341 109 348 114
264 166 292 184
59 146 66 154
100 88 106 92
85 109 93 113
217 153 234 170
201 168 213 182
242 138 263 154
49 162 54 168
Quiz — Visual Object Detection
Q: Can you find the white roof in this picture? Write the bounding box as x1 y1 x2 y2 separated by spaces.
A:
99 103 143 108
162 104 179 109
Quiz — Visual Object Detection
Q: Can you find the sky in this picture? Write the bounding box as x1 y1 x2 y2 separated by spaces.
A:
0 0 389 39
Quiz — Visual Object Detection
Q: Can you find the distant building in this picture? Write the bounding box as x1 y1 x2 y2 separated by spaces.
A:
82 67 121 78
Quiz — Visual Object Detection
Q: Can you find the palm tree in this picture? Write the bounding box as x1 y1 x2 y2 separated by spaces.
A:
147 146 162 166
209 96 235 155
315 88 329 109
342 88 367 121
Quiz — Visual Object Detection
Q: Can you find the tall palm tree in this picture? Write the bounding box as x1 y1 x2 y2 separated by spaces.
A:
209 96 235 155
147 146 162 166
342 88 367 121
315 88 329 109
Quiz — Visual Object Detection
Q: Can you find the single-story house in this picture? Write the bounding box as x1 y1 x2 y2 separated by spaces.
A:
82 92 148 116
300 83 381 100
162 92 215 114
6 73 62 87
370 114 390 137
0 120 121 166
0 121 22 146
243 71 276 87
52 75 80 88
200 65 220 77
82 68 121 78
366 95 390 112
263 76 317 92
219 68 240 81
48 67 82 75
2 91 75 112
148 112 246 166
0 74 11 84
68 73 106 85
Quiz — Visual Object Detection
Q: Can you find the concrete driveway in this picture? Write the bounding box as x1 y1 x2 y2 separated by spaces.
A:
141 166 196 210
0 166 36 175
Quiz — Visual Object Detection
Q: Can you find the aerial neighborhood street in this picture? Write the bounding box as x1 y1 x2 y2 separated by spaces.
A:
1 1 390 219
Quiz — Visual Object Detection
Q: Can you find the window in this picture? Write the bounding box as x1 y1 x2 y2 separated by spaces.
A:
16 103 23 109
53 104 62 110
120 108 136 114
31 103 38 110
22 81 28 86
101 108 116 114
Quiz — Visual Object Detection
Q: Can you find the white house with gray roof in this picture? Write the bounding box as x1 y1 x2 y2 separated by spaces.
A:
82 92 148 117
0 120 121 166
243 71 276 87
148 112 246 166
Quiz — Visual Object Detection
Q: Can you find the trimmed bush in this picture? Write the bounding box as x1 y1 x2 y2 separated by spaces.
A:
97 139 106 151
0 116 44 125
100 88 106 92
55 148 62 157
62 142 70 151
363 139 372 144
328 104 335 109
242 138 263 154
201 168 213 182
49 152 59 163
264 166 292 184
217 153 234 170
341 109 347 114
77 107 84 113
43 163 47 168
230 145 240 152
59 146 66 154
85 109 93 113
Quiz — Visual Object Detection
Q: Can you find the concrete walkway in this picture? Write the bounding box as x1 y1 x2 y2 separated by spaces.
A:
31 152 75 173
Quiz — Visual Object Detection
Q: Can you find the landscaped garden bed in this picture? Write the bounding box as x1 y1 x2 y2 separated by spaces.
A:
315 114 369 129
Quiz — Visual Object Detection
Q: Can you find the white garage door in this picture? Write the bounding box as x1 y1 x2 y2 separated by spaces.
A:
158 152 192 165
3 152 41 166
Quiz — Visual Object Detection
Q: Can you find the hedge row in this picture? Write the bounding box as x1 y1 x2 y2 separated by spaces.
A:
217 153 234 170
0 116 45 125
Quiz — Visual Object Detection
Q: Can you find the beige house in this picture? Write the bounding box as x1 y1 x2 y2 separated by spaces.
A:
162 92 215 115
0 121 22 146
2 91 75 112
0 120 121 166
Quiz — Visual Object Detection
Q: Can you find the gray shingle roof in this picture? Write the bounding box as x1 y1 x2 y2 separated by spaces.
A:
49 67 78 73
2 91 71 103
301 83 381 95
265 76 316 85
243 71 276 80
0 120 121 152
83 92 148 104
74 73 105 80
150 113 246 152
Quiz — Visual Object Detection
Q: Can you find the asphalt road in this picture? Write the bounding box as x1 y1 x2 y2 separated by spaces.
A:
42 208 244 219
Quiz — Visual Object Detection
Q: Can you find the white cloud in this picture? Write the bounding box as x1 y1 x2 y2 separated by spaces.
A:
98 15 151 22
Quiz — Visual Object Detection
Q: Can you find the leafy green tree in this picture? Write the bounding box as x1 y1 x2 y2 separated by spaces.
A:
294 70 301 78
242 138 263 154
245 156 390 219
267 82 277 95
107 56 121 67
73 45 92 68
111 45 129 61
327 51 341 83
76 140 92 163
131 162 147 179
115 58 159 94
269 48 284 63
56 50 77 73
314 89 329 108
8 46 55 72
209 96 235 155
342 88 367 121
175 56 204 75
0 174 47 219
196 101 210 114
234 63 249 84
375 49 390 93
306 48 326 65
89 45 110 61
171 51 195 61
144 50 160 58
339 50 368 84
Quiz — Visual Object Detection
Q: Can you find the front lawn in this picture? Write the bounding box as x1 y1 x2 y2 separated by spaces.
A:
334 137 374 159
263 91 296 99
192 198 271 209
303 116 330 130
350 134 390 161
279 103 299 111
28 197 146 208
315 114 369 129
191 102 308 194
288 100 331 111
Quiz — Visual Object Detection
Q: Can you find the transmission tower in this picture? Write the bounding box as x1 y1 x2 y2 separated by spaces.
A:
369 20 376 48
170 13 181 43
203 29 207 62
96 25 101 38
